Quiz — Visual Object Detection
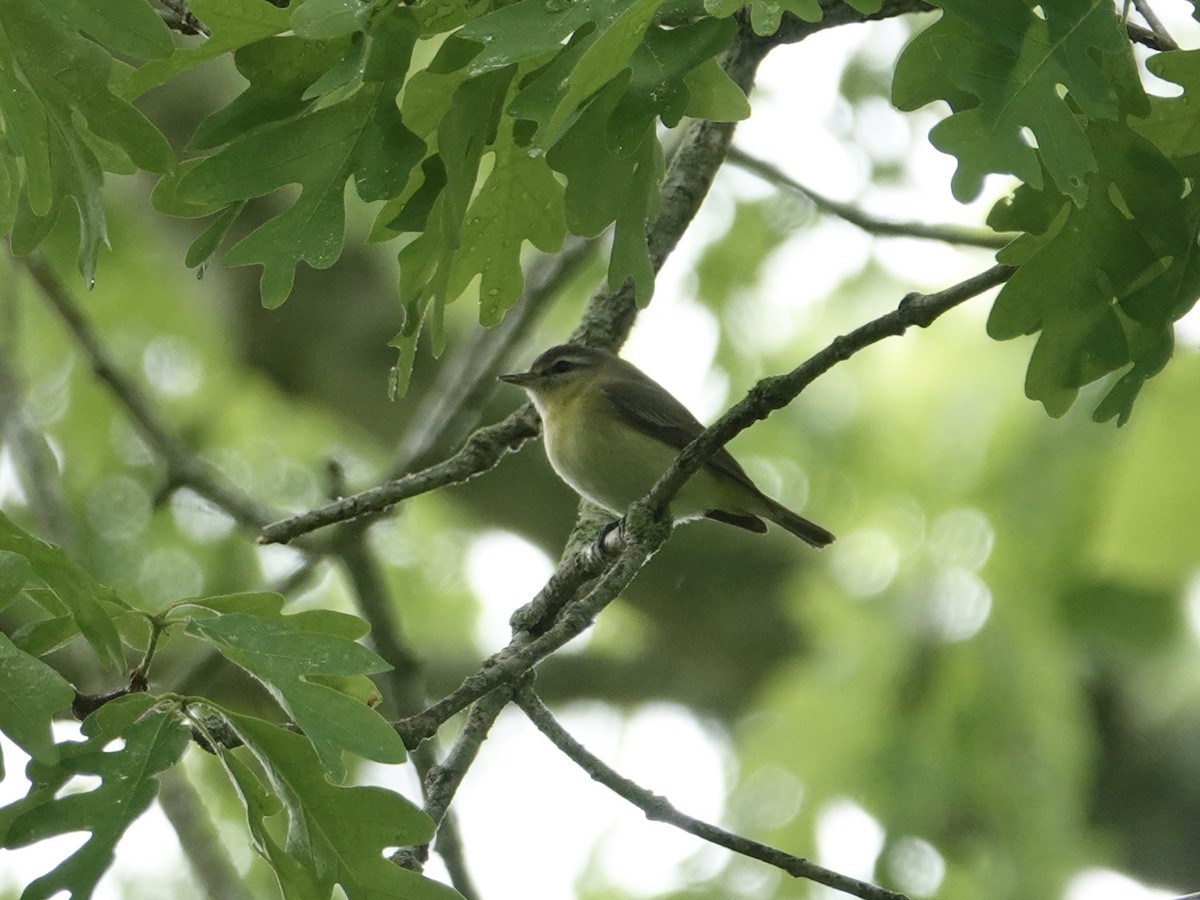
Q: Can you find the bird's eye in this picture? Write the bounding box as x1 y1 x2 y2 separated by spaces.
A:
548 359 575 375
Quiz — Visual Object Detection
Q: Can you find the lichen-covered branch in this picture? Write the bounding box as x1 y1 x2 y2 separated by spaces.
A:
514 687 910 900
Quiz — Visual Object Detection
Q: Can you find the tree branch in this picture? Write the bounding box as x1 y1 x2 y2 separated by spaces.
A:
258 407 542 544
639 264 1016 520
20 254 279 532
260 23 771 547
1130 0 1179 51
514 687 909 900
157 0 210 36
392 684 516 874
768 0 935 47
395 538 658 748
396 263 1016 747
727 146 1012 249
388 237 597 479
330 488 480 897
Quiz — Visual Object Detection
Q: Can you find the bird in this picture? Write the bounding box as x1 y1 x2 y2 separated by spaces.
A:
499 344 834 548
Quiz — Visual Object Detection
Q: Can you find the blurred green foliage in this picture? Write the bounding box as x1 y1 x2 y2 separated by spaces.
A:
1 1 1200 899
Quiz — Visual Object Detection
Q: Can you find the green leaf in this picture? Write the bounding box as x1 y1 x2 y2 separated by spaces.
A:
445 129 567 325
541 71 663 302
0 0 174 280
538 0 666 147
547 79 644 236
459 0 656 75
682 57 751 121
0 550 31 609
1136 50 1200 159
58 0 175 61
176 14 424 307
1 695 188 900
607 18 739 147
118 0 293 99
0 632 74 767
152 159 228 218
181 83 421 306
987 122 1198 423
11 616 82 658
186 201 244 273
175 590 287 617
216 740 326 900
393 64 515 364
893 0 1148 203
188 36 353 152
223 713 462 900
702 0 820 36
609 133 664 305
185 611 405 779
292 0 371 39
0 512 126 671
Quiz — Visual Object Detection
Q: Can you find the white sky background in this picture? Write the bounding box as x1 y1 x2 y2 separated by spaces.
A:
3 2 1200 899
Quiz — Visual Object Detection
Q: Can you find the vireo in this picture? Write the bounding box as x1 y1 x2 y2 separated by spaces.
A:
499 344 834 548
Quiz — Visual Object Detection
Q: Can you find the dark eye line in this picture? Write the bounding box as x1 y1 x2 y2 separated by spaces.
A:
548 359 576 374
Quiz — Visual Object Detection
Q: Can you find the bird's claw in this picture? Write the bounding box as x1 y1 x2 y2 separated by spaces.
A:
589 518 624 560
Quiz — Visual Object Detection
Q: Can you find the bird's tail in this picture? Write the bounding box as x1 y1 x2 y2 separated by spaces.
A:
762 497 835 548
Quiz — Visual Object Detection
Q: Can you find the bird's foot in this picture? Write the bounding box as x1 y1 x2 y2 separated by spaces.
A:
588 517 624 561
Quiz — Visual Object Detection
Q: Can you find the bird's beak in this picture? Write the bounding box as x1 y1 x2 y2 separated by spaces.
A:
498 370 537 387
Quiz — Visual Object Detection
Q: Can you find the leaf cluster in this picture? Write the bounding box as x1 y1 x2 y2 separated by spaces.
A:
894 0 1200 423
0 512 453 900
0 0 756 395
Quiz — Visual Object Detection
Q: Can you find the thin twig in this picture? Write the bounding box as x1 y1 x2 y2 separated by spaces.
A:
1131 0 1179 50
21 254 279 531
727 147 1012 249
396 263 1016 746
260 26 771 548
158 0 211 36
258 408 542 544
392 684 516 873
334 523 481 898
1126 20 1176 51
514 687 909 900
395 539 656 748
639 264 1016 518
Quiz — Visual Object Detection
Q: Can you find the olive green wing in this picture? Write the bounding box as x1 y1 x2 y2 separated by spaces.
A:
599 376 761 495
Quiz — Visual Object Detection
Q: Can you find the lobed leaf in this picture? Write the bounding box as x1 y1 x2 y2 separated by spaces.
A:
0 0 174 281
118 0 293 99
176 13 423 308
0 513 126 671
183 606 406 780
221 713 461 900
987 122 1200 424
893 0 1148 204
0 633 75 770
0 695 189 900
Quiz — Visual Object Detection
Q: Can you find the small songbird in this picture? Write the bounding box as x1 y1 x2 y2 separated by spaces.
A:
499 344 834 547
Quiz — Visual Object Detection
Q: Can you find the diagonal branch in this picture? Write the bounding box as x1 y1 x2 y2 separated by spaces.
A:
20 254 279 531
727 146 1012 249
260 0 939 548
1130 0 1179 51
639 264 1016 520
514 687 909 900
259 24 772 547
395 264 1017 748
